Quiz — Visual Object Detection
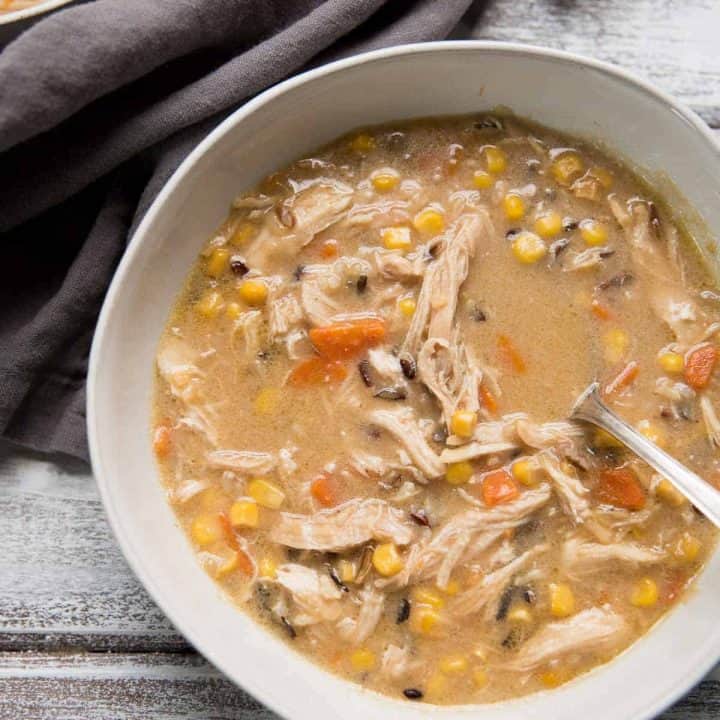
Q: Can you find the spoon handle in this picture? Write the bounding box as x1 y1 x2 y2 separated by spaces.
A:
572 383 720 528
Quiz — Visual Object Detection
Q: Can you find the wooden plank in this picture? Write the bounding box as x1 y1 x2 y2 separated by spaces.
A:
0 652 717 719
459 0 720 127
0 443 186 651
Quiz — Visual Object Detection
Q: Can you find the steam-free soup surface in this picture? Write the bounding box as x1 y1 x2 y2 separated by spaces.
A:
153 114 720 704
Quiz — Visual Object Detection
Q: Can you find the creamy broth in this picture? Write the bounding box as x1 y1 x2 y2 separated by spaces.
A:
153 113 720 704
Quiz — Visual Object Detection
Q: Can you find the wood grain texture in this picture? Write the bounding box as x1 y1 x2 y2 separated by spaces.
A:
0 445 186 651
458 0 720 127
0 652 717 719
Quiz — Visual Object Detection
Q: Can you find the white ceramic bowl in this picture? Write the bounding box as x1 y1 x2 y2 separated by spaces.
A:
88 42 720 720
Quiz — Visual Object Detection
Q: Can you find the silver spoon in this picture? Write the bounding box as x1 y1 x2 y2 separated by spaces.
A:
571 382 720 528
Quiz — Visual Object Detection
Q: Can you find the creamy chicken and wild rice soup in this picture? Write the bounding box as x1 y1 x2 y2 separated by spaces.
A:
153 113 720 704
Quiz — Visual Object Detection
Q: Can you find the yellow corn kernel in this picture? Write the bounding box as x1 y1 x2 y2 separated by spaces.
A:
371 168 400 192
381 225 412 251
398 296 417 317
413 207 445 236
443 579 461 596
507 606 533 624
580 219 608 246
512 459 537 487
473 668 489 688
439 655 469 674
425 673 448 699
534 211 563 239
338 559 356 584
238 279 268 307
409 606 442 635
503 193 526 221
412 586 445 610
658 352 684 373
229 499 259 528
594 428 623 448
204 247 230 278
656 478 686 507
450 409 478 438
248 478 285 509
637 420 667 448
550 582 576 618
539 670 563 689
631 577 658 608
484 146 507 174
231 221 257 247
191 514 223 546
589 166 614 189
254 387 280 415
512 231 547 264
603 328 629 364
350 648 376 671
259 556 278 579
195 290 225 319
445 460 474 486
551 151 584 185
372 543 404 577
674 533 702 563
350 133 375 153
225 302 243 319
473 169 495 189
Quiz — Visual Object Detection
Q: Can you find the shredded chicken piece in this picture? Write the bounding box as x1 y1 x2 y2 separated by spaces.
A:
393 486 551 589
417 334 483 428
232 310 264 359
300 279 342 326
609 196 703 347
450 545 547 618
562 536 664 577
515 419 583 450
274 564 344 626
380 644 421 680
157 338 218 445
370 408 445 479
440 442 516 463
654 377 695 420
700 395 720 448
207 450 276 474
268 293 304 340
372 250 426 281
367 348 406 387
538 450 591 524
285 180 353 247
169 478 207 504
270 498 416 552
403 213 490 355
337 586 385 644
563 245 614 272
501 607 627 672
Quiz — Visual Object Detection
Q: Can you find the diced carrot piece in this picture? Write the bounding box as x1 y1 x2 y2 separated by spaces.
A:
482 469 519 507
320 239 339 259
288 357 348 386
152 425 172 458
218 512 240 552
479 383 498 414
310 474 337 507
597 467 646 510
603 360 640 396
236 549 255 575
497 334 526 373
591 298 612 320
309 318 386 359
684 344 718 390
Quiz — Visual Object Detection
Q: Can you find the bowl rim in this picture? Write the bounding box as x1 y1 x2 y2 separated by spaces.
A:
87 40 720 720
0 0 74 25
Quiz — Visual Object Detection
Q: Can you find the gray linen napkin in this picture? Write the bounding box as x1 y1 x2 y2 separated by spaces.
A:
0 0 473 461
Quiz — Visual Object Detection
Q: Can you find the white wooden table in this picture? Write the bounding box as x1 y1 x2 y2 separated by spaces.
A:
2 1 720 716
